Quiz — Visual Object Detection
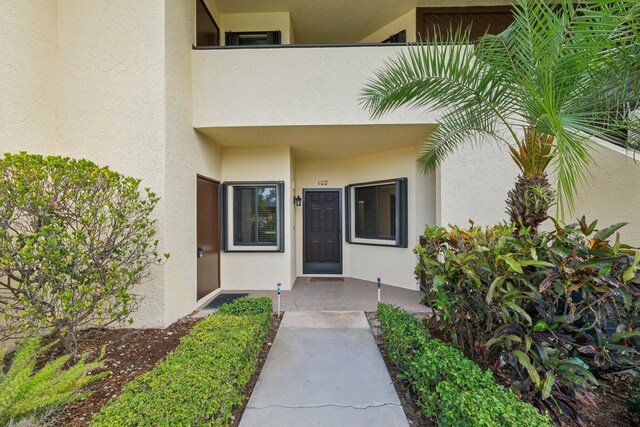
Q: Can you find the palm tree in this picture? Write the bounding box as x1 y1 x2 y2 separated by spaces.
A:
361 0 639 232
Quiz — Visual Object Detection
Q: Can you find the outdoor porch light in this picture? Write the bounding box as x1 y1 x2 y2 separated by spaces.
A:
293 195 302 207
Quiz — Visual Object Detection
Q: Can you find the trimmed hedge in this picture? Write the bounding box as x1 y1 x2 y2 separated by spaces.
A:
377 303 552 426
91 296 273 427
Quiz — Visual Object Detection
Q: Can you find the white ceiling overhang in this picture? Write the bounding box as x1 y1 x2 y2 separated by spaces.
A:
198 124 437 160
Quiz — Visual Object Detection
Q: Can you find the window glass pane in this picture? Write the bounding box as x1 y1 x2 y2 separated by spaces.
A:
233 185 278 246
355 184 396 240
355 186 378 239
257 187 277 244
377 184 396 238
234 187 256 244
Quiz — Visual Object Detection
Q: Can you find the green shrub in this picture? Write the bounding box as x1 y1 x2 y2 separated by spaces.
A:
0 337 107 425
377 303 552 426
415 218 640 420
91 297 272 427
0 152 167 353
217 296 273 317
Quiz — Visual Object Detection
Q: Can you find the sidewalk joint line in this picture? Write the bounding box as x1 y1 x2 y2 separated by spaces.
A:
247 402 402 410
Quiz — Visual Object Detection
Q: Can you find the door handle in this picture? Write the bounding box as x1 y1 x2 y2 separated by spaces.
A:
197 246 203 258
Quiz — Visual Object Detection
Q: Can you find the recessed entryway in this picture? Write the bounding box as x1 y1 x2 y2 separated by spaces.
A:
303 189 342 274
196 175 221 300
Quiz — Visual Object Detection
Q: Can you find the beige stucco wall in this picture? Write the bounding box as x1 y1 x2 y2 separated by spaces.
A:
295 144 436 290
570 141 640 245
437 143 519 228
360 9 416 43
435 136 640 247
220 146 295 291
54 0 167 328
164 0 223 324
0 0 57 155
1 0 224 328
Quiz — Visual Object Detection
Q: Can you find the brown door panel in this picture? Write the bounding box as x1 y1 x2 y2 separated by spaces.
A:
197 177 220 300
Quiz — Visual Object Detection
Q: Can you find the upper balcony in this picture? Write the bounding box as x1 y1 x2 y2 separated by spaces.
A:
193 1 515 130
192 44 440 129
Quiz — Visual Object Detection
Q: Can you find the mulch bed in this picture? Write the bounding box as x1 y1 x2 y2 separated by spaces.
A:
47 317 202 426
365 311 636 427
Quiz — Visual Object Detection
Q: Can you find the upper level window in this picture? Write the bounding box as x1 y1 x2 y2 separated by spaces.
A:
222 182 284 252
225 31 282 46
195 0 220 47
346 178 408 247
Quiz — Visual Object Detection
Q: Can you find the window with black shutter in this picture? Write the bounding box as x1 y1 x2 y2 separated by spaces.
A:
346 178 408 247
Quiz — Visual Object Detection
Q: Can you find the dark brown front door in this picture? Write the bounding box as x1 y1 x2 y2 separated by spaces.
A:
197 176 220 300
303 190 342 274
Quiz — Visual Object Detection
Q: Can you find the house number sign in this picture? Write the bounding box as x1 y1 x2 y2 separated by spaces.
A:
318 180 328 186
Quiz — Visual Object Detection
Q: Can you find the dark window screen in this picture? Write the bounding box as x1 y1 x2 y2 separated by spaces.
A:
355 184 396 240
225 31 281 46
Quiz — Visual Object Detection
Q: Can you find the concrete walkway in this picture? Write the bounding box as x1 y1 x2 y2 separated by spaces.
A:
239 311 409 427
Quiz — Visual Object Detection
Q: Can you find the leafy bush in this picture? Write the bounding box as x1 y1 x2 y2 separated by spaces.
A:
0 337 106 425
0 152 167 352
91 297 272 426
217 296 273 317
377 303 552 426
415 218 640 421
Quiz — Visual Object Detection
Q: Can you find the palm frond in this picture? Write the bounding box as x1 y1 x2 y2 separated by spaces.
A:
361 0 639 216
550 128 594 217
360 28 519 142
418 106 510 173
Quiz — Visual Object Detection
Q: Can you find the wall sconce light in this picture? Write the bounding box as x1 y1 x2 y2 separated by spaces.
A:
293 195 302 207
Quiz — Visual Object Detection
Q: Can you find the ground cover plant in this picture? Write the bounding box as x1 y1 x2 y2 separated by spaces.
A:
377 303 553 426
0 152 166 353
0 337 106 426
90 296 272 426
362 0 639 231
415 218 640 423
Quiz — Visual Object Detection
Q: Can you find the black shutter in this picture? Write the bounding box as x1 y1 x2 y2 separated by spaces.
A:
396 178 408 247
277 181 285 252
267 31 281 45
221 182 229 251
345 185 352 243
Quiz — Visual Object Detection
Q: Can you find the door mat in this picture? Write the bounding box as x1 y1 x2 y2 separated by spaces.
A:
203 293 249 310
309 277 344 283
